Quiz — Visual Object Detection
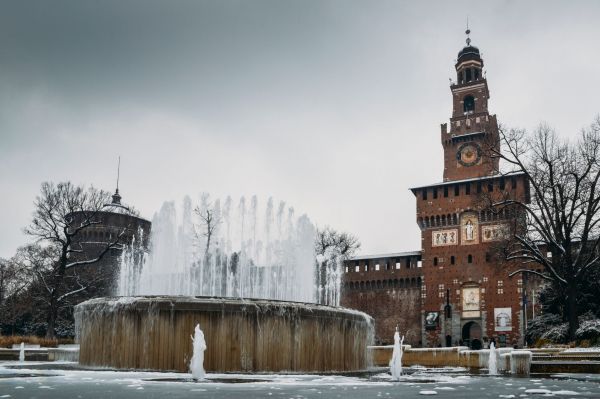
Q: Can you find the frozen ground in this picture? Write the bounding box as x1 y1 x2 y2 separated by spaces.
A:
1 361 600 398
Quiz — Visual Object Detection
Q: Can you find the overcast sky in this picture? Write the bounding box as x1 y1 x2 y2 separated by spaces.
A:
1 0 599 259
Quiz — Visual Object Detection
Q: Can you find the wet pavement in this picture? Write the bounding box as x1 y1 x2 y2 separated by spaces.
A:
1 361 599 398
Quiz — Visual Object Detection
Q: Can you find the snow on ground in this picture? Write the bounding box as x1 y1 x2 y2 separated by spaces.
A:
1 361 600 398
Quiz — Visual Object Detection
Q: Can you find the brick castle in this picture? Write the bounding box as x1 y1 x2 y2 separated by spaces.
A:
341 33 541 349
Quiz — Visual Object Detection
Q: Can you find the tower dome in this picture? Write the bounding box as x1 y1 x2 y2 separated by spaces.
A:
457 45 482 64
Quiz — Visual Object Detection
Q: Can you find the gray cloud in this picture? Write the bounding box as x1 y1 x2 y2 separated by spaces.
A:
1 0 600 257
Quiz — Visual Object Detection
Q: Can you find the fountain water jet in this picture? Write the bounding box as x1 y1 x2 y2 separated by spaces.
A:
19 342 25 362
389 328 404 380
488 342 498 375
190 324 206 380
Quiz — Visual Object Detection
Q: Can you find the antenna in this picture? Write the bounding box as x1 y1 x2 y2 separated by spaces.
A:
116 156 121 193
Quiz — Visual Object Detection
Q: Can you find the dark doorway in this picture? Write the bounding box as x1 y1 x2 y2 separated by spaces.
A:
461 321 482 349
445 335 452 347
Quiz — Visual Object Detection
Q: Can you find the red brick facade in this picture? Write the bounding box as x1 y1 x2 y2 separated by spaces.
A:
341 41 542 348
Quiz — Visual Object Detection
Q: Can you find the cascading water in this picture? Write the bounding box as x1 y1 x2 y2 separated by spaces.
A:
190 324 206 380
118 194 338 304
389 328 404 381
488 341 498 375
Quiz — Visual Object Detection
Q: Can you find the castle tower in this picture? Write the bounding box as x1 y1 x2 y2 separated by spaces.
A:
411 30 530 349
441 29 500 181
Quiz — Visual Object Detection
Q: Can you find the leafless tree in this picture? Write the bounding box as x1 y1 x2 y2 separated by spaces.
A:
315 227 361 305
315 227 361 260
0 256 29 330
486 117 600 340
23 181 125 338
194 194 222 258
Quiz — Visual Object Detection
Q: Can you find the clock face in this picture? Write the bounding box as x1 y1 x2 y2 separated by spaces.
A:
457 143 482 167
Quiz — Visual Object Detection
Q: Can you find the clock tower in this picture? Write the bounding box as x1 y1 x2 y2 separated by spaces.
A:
441 30 500 182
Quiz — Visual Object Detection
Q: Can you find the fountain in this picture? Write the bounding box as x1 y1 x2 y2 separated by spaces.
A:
488 341 497 375
19 342 25 362
389 328 404 381
76 195 373 373
190 324 206 380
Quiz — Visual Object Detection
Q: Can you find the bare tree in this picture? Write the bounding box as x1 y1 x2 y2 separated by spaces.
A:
487 117 600 340
23 182 125 338
315 227 361 260
315 227 361 305
0 256 29 331
194 194 222 258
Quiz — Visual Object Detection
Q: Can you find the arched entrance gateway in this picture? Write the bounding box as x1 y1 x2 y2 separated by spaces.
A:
462 321 482 349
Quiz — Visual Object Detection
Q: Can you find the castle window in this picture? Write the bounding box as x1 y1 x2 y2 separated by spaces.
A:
487 181 494 192
406 258 411 268
511 177 517 189
417 260 422 267
375 263 380 271
422 189 428 200
433 257 438 266
474 68 480 80
433 188 438 199
465 183 471 195
395 258 401 269
454 185 460 196
450 256 455 265
443 186 448 198
364 262 369 272
463 95 475 113
499 178 506 190
465 68 472 82
467 254 473 263
477 181 482 193
345 266 349 273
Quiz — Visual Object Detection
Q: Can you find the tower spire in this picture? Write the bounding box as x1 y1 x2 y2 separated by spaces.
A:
465 17 471 46
112 156 122 205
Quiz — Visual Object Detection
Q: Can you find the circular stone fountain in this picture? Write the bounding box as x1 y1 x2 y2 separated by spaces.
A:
75 296 373 373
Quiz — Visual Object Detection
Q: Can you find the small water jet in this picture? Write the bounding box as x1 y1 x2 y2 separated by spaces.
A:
488 342 497 375
190 324 206 380
19 342 25 362
389 328 404 380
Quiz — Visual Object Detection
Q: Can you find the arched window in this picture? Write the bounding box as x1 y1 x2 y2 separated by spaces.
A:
468 254 473 263
433 257 438 266
450 256 455 265
463 95 475 113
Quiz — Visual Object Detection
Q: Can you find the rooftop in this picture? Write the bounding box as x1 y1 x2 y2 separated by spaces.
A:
348 251 422 261
409 171 526 193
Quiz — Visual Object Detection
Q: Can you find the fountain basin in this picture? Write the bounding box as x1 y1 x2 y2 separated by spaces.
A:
75 296 373 372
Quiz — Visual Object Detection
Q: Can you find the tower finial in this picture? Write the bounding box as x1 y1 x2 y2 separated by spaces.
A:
111 156 122 205
116 156 121 194
465 17 471 46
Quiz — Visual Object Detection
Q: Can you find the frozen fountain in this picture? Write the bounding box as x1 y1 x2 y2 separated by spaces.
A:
488 342 498 375
190 324 206 380
18 342 25 362
75 195 373 373
389 328 404 381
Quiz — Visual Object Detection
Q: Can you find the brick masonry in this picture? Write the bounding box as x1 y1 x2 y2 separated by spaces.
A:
341 41 542 348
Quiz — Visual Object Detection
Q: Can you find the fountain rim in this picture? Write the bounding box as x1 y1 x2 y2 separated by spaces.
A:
75 295 374 322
